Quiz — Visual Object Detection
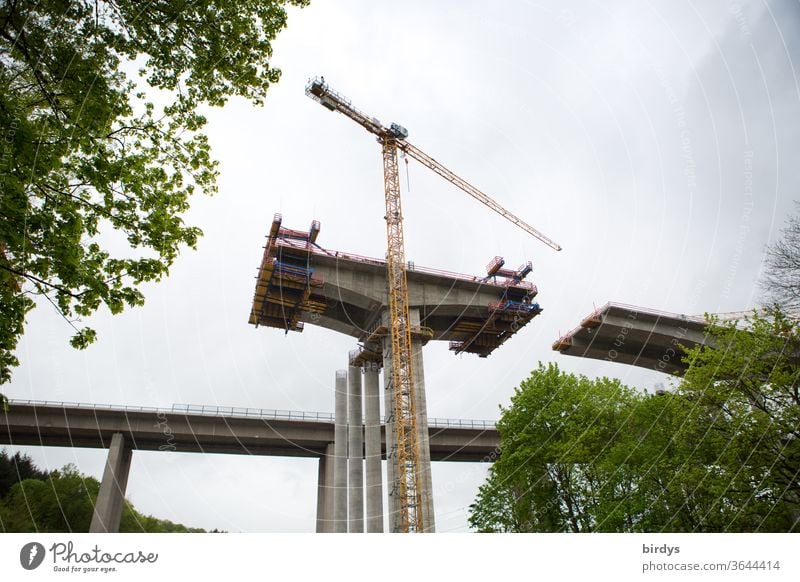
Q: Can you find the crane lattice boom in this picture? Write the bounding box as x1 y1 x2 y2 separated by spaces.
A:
305 76 560 532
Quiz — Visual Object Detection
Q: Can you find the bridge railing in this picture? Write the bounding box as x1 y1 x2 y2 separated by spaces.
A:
6 400 497 430
172 403 335 422
8 399 168 414
427 418 496 430
172 404 497 429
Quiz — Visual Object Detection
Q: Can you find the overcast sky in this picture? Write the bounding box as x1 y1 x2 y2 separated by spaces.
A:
5 0 800 533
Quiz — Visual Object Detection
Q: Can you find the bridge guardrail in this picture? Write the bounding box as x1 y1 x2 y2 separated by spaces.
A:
6 400 497 430
7 399 167 414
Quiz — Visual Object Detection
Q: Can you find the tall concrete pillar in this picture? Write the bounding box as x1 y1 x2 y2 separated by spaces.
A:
381 309 436 533
347 360 364 532
409 309 436 532
381 317 401 532
89 432 132 533
364 359 384 532
333 370 348 533
316 442 335 533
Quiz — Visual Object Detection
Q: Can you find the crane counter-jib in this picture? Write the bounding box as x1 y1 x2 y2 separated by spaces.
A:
306 77 386 136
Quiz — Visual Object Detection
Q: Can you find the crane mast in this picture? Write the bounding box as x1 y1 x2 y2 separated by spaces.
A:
381 136 424 533
305 77 561 533
307 77 423 532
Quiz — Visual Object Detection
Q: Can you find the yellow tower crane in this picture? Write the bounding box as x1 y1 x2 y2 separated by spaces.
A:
306 77 561 533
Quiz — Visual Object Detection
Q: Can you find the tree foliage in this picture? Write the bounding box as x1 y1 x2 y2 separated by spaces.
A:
469 353 800 532
469 363 692 532
0 451 207 532
0 449 49 497
677 309 800 530
0 464 99 532
0 0 308 385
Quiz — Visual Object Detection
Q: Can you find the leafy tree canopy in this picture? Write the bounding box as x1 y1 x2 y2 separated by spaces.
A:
470 349 800 532
0 449 49 497
469 363 690 532
0 0 308 391
677 309 800 528
0 464 99 532
0 452 207 532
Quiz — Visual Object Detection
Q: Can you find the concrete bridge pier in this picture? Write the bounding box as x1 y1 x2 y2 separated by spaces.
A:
89 432 132 533
347 359 364 532
363 356 384 532
410 308 435 533
381 310 435 532
333 370 348 532
382 336 400 532
316 442 335 532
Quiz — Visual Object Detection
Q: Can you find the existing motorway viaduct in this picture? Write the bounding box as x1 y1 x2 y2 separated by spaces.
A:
0 400 499 532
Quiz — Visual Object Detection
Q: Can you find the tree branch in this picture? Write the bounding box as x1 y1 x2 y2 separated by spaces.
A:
0 264 84 300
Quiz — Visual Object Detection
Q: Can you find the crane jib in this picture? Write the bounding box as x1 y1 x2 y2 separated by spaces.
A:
396 142 563 251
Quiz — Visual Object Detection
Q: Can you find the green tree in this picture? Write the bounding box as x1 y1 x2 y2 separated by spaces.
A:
120 508 206 533
0 0 308 390
0 464 98 532
676 309 800 531
0 449 49 497
0 460 207 532
469 363 668 532
470 319 800 532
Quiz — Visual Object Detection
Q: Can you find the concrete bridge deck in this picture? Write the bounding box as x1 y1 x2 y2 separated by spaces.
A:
0 400 500 462
552 302 712 375
1 399 501 532
249 214 542 357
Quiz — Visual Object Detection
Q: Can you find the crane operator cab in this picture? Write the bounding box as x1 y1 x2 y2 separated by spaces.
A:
389 123 408 140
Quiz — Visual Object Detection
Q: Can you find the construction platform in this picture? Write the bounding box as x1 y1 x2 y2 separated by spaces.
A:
552 302 712 374
249 214 542 357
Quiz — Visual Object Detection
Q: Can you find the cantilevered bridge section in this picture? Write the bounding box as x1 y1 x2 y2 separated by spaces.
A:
249 214 542 358
552 302 712 375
